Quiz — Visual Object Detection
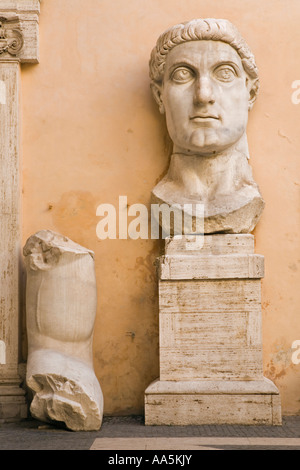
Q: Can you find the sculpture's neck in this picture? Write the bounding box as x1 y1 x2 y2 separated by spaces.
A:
168 133 252 200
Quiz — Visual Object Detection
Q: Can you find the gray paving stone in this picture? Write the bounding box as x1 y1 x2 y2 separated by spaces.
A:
0 415 299 450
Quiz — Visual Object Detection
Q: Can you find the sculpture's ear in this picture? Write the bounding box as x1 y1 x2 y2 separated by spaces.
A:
150 82 165 114
247 77 259 110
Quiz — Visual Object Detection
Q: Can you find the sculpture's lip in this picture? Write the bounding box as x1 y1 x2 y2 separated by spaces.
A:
190 115 219 121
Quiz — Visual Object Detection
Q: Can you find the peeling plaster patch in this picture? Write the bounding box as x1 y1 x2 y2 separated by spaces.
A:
289 263 298 272
265 360 286 383
272 344 293 367
265 341 294 382
0 341 6 364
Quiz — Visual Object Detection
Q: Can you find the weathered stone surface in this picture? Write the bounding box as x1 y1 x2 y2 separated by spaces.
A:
145 235 281 425
0 58 28 421
149 19 264 234
27 350 103 432
145 379 282 426
24 230 103 431
165 233 255 255
159 254 264 280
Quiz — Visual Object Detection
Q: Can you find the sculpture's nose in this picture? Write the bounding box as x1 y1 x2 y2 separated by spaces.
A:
194 76 215 105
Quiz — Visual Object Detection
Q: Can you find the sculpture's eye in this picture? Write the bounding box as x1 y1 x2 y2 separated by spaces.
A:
171 67 194 83
214 65 236 82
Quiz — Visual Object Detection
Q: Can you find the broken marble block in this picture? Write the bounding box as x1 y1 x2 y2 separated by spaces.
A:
23 230 103 431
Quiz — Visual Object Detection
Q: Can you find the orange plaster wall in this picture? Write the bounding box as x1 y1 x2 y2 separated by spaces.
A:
21 0 300 415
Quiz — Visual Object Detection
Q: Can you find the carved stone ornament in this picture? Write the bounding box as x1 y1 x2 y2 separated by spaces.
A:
0 15 24 57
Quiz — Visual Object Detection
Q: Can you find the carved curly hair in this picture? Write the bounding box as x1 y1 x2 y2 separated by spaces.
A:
149 18 259 100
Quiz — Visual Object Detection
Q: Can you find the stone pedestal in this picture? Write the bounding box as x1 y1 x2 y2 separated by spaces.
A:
145 234 281 425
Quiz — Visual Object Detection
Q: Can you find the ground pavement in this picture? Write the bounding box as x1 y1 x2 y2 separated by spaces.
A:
1 415 300 452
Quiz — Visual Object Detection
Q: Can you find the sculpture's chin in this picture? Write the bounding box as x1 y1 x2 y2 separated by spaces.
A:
173 130 247 158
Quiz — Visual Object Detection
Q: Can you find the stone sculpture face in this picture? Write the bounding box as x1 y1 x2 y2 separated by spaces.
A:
150 19 264 234
157 40 252 156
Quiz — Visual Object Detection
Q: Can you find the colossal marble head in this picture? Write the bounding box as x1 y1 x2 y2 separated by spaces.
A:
150 19 264 234
149 18 259 156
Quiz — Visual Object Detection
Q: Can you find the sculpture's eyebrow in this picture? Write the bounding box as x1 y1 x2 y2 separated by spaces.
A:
166 58 242 78
212 60 242 74
166 60 197 80
167 60 197 73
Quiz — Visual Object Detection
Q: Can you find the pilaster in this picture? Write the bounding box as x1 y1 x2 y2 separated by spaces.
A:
0 1 40 422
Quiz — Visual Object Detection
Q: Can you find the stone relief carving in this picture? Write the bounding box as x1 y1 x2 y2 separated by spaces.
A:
150 18 264 234
23 230 103 431
0 15 23 56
